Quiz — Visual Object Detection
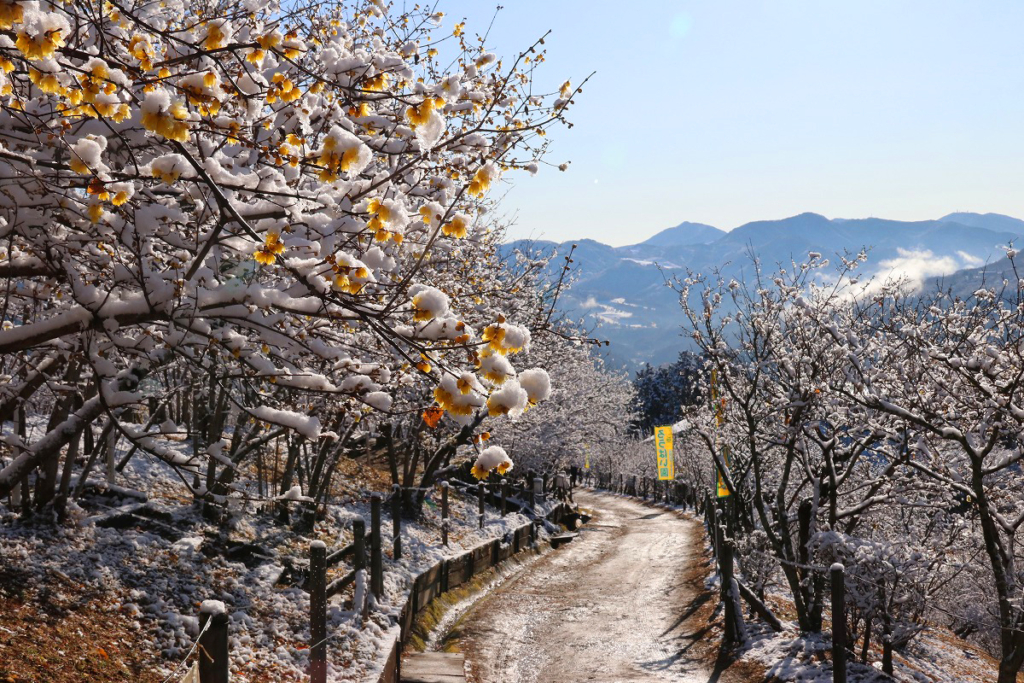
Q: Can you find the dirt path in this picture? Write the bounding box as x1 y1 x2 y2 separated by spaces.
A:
445 490 736 683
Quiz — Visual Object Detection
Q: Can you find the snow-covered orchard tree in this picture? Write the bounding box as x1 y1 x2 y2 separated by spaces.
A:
816 263 1024 683
676 256 928 637
0 0 586 515
676 251 1024 680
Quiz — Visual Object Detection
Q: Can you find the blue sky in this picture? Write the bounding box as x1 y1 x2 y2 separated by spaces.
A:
437 0 1024 246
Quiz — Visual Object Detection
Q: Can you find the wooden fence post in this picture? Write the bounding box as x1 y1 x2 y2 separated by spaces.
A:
309 541 327 683
478 481 485 529
353 519 367 618
198 600 230 683
501 479 508 517
391 484 402 561
831 563 847 683
441 482 449 547
370 494 383 598
718 525 745 645
528 478 536 511
707 496 718 558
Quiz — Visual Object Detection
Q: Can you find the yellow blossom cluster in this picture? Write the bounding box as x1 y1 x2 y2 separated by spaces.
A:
316 136 362 182
0 0 24 30
267 73 301 104
202 21 228 50
433 385 474 417
468 164 496 198
141 101 190 143
16 28 65 60
481 324 526 354
0 0 576 500
406 96 444 128
442 214 468 239
366 198 400 243
254 232 286 266
128 36 155 71
361 72 389 92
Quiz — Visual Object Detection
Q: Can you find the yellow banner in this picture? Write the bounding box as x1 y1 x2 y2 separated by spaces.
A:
655 426 674 481
716 444 731 497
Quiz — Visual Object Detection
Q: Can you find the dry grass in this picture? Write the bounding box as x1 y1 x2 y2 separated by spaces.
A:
0 578 162 683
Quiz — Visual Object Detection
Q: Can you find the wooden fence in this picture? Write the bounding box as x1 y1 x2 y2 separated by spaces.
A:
182 476 575 683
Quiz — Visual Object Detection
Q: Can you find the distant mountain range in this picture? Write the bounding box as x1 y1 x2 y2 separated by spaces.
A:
503 212 1024 371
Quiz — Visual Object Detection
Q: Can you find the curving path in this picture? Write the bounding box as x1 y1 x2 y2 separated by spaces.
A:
444 490 734 683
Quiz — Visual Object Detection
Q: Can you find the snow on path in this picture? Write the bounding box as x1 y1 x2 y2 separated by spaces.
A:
448 490 721 683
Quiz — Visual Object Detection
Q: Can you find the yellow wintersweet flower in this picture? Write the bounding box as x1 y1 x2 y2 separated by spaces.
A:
467 165 495 198
406 97 443 128
69 154 90 175
129 36 154 71
111 103 132 122
256 33 282 50
28 68 63 94
367 198 390 222
281 33 302 60
348 101 371 118
442 215 467 239
361 72 389 92
141 100 190 142
496 460 513 475
264 232 286 256
481 324 506 352
486 396 510 417
16 28 65 61
434 385 455 411
412 294 436 322
151 165 181 184
419 205 436 225
480 366 507 385
87 203 104 224
471 462 489 480
0 0 24 30
253 246 277 266
202 22 227 50
112 191 129 206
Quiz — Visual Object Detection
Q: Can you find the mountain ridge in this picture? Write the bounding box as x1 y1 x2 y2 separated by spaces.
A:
504 212 1023 371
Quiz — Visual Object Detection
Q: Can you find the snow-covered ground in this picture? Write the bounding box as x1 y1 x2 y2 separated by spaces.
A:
0 451 541 682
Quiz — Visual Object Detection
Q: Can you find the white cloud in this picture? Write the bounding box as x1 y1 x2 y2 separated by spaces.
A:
956 250 983 267
860 248 984 294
